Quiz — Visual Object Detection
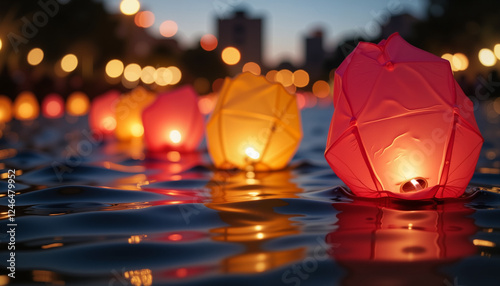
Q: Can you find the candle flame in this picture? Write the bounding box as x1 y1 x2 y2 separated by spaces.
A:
169 130 182 144
130 123 144 137
410 179 423 191
245 147 260 160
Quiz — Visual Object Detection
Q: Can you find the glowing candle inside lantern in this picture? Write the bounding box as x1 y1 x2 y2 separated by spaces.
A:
115 87 155 141
89 90 120 136
245 147 260 160
42 93 64 118
401 178 428 193
130 123 144 138
169 130 182 144
14 91 39 121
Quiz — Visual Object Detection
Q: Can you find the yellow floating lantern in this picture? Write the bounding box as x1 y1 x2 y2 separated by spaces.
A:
0 95 13 123
14 91 39 121
207 72 302 171
115 86 155 141
66 91 89 116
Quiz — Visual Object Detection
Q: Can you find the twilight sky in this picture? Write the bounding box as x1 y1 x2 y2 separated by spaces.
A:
101 0 428 66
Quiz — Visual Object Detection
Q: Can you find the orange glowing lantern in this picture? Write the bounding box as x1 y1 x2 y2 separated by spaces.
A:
325 33 483 199
89 90 120 136
42 93 64 118
207 72 302 171
142 86 204 152
14 91 39 121
66 91 89 116
0 95 13 123
115 87 155 141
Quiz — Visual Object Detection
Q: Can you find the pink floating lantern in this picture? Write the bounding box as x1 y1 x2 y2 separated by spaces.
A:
89 90 120 136
142 86 204 152
42 93 64 119
325 33 483 200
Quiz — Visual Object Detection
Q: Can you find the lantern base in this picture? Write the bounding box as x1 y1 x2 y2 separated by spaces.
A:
400 178 428 193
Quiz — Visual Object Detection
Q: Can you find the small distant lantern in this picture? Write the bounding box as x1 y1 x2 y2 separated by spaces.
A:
66 91 89 116
207 72 302 171
89 90 120 136
0 95 13 123
42 93 64 118
142 86 204 152
324 33 483 199
115 86 155 141
14 91 39 121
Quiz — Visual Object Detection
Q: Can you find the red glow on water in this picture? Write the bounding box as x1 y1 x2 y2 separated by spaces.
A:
168 234 183 241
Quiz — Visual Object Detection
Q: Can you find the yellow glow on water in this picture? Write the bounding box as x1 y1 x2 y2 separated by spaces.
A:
479 48 497 67
105 59 124 78
27 48 44 66
222 47 241 65
61 54 78 72
120 0 140 15
169 130 182 144
473 239 496 247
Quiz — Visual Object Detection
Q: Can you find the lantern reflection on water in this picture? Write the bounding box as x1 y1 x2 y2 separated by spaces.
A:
205 170 304 273
115 87 155 141
14 91 39 121
325 33 483 199
142 86 204 152
207 72 302 171
89 90 120 136
326 194 477 285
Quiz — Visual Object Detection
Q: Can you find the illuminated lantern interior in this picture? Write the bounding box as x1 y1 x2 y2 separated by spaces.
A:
42 93 64 118
207 72 302 171
14 91 39 121
0 95 13 123
89 90 120 135
66 91 90 116
325 33 483 199
115 86 155 141
142 86 204 152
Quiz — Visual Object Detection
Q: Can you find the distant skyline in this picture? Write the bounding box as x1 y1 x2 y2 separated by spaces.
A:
101 0 428 66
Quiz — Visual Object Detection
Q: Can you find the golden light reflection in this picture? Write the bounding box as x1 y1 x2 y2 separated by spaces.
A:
27 48 44 66
479 48 497 67
41 243 63 249
221 47 241 65
205 169 304 274
200 34 218 51
120 0 140 15
124 269 152 286
66 91 89 116
32 270 64 284
14 91 39 120
128 234 147 244
473 239 496 247
106 59 124 78
160 20 178 37
0 95 13 123
61 53 78 72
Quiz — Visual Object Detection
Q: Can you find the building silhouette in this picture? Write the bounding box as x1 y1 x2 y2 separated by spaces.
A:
304 29 326 81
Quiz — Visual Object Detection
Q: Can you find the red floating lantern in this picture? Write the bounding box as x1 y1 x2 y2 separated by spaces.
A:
325 33 483 199
142 86 204 152
42 93 64 119
89 90 120 136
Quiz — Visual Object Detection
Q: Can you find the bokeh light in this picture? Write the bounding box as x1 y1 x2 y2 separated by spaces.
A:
494 44 500 60
14 91 39 121
452 53 469 71
312 80 331 98
275 69 293 87
67 91 89 116
141 65 156 84
266 70 277 82
160 20 178 37
478 48 497 67
27 48 44 66
221 47 241 65
120 0 140 16
198 95 216 115
0 39 2 51
61 54 78 73
242 62 261 75
155 67 172 86
106 59 124 78
42 93 64 118
494 97 500 115
200 34 218 51
124 63 142 82
0 95 13 123
167 66 181 85
212 78 224 92
293 69 309 88
134 11 154 28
